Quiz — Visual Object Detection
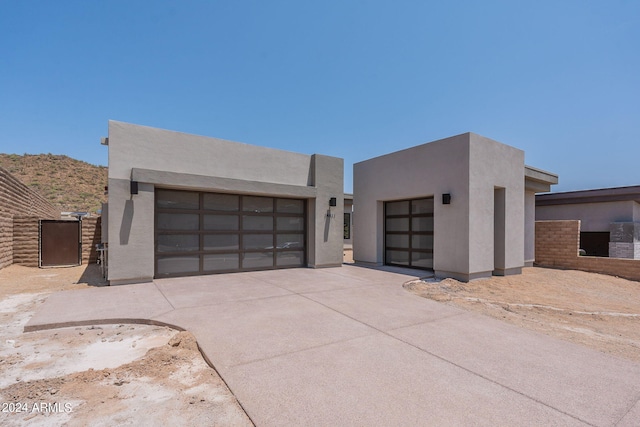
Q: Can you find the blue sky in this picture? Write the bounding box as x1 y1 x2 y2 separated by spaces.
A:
1 0 638 193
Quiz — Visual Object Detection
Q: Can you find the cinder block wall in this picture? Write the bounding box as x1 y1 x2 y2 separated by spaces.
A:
13 216 102 267
535 220 640 282
0 166 59 269
609 222 640 259
534 220 580 267
81 217 101 264
12 216 40 267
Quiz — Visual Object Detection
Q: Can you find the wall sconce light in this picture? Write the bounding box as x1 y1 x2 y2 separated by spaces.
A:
130 180 139 195
442 193 451 205
329 197 337 207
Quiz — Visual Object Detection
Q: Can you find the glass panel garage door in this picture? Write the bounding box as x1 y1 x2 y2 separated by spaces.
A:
385 197 434 270
155 189 306 277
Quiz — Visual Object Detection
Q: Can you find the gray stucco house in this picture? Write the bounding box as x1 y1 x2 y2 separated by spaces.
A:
536 186 640 258
102 121 343 285
353 133 557 281
102 123 556 284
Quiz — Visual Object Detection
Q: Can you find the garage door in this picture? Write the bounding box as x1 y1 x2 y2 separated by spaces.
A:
384 197 434 270
155 189 306 278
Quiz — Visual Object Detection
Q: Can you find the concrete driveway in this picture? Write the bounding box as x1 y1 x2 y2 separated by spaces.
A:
27 265 640 426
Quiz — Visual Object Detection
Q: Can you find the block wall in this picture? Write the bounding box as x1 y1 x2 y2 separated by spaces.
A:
609 222 640 259
0 166 59 269
12 216 40 267
81 217 101 264
535 220 640 282
12 216 102 267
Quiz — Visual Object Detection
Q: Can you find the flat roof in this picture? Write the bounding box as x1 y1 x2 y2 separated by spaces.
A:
536 185 640 206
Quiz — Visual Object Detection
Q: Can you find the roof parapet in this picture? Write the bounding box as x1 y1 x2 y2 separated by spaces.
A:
525 165 558 193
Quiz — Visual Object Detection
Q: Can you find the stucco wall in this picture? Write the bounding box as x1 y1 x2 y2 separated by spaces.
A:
353 133 471 276
535 220 640 282
468 134 525 275
108 121 313 184
536 201 637 232
0 166 59 269
353 132 526 281
107 121 343 284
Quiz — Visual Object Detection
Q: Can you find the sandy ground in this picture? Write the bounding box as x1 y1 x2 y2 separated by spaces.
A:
0 264 252 426
405 267 640 363
3 263 639 425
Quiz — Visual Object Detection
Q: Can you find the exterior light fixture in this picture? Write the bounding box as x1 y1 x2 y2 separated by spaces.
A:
329 197 337 207
130 180 139 195
442 193 451 204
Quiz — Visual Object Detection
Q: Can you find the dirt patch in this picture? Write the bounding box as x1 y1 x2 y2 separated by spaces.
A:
0 264 252 426
405 267 640 362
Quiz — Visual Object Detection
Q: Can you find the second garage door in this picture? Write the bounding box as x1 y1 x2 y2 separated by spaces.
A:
155 189 306 278
384 197 434 270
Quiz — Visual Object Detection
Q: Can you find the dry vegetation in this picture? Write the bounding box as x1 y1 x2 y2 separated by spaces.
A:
0 153 107 213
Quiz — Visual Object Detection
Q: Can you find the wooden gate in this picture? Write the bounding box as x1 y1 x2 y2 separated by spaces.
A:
40 220 81 267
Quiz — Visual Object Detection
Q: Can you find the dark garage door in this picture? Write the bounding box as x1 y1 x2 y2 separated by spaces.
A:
155 189 306 278
40 220 81 267
385 197 434 270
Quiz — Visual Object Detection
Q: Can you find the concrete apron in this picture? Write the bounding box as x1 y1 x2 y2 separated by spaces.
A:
26 266 640 426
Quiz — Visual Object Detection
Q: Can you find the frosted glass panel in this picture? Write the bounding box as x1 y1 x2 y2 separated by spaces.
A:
276 234 304 249
243 252 274 268
412 235 434 250
243 196 273 213
386 201 409 215
412 198 434 214
277 217 304 231
203 254 239 271
203 234 239 251
156 256 199 274
386 218 409 232
277 251 304 267
243 234 273 250
204 193 239 211
204 215 238 230
276 199 304 213
412 217 434 232
156 190 199 209
386 234 409 248
412 252 433 268
243 216 273 231
157 235 199 252
157 213 199 230
386 250 409 265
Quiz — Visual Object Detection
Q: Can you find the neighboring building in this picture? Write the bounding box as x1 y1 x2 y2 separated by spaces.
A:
353 133 557 282
343 194 354 263
536 186 640 259
343 193 353 246
102 121 344 285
